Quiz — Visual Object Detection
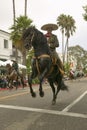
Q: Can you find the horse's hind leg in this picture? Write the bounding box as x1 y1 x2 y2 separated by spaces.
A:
48 80 56 105
55 83 61 101
55 76 66 100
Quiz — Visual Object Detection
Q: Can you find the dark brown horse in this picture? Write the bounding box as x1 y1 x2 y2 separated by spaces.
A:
6 64 25 90
22 27 68 105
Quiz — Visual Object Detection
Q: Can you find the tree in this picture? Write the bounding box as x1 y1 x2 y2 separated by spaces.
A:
57 14 76 75
64 15 76 65
57 14 76 65
68 45 87 70
57 14 67 63
82 5 87 21
10 15 34 65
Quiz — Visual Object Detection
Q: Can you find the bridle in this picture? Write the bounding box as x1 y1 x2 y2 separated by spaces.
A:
30 32 35 43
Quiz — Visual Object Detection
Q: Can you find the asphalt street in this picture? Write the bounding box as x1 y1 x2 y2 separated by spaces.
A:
0 77 87 130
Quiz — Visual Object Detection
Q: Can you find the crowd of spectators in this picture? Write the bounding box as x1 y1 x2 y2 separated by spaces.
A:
0 75 7 88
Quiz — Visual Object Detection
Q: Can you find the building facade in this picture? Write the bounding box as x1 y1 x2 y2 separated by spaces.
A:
0 29 22 63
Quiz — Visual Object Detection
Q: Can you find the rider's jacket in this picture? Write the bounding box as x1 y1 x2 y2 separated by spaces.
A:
45 33 59 59
12 62 18 71
45 33 59 50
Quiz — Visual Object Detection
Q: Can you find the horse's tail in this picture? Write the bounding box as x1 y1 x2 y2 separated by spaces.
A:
60 80 69 91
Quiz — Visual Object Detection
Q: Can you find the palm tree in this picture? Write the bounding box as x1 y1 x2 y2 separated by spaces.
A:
82 5 87 21
57 14 76 74
64 15 76 65
10 15 34 65
57 14 67 64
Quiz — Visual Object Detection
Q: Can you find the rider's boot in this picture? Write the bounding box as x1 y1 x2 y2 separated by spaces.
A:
57 58 65 76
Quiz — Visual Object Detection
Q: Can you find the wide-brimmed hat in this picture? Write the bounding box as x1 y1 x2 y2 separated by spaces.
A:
11 59 16 62
41 23 58 31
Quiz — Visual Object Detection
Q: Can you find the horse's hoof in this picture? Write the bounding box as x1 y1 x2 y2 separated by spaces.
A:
52 100 56 105
9 86 13 90
39 91 44 97
31 92 36 97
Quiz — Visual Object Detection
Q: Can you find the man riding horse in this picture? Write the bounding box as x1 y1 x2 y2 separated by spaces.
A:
41 23 64 75
6 60 19 79
22 26 68 104
6 61 25 89
11 60 19 75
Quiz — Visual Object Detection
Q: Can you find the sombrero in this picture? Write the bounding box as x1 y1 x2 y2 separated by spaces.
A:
41 23 58 31
11 59 16 62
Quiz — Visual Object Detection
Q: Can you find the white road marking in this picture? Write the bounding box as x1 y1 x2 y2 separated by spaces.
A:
0 104 87 119
62 91 87 112
0 86 49 100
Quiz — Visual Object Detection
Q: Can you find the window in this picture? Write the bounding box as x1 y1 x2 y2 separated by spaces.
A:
4 39 8 48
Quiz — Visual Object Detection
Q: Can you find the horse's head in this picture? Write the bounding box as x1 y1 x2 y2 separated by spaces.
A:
22 27 35 50
6 64 11 69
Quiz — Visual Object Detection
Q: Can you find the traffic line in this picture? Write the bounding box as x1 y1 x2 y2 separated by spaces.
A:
0 104 87 119
0 91 29 100
62 91 87 112
0 86 49 101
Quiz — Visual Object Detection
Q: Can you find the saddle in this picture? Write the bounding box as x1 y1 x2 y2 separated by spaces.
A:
33 54 64 76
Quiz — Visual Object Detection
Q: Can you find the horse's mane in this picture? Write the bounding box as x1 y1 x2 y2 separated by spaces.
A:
22 26 47 44
22 26 33 39
22 26 51 56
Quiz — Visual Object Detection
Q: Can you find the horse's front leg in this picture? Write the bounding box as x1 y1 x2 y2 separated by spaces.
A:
28 72 37 97
38 78 44 97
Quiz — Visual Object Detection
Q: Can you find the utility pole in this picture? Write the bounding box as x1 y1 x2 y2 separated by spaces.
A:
24 0 27 16
12 0 18 62
13 0 16 25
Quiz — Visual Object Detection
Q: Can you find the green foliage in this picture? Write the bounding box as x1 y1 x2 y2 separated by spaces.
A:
32 77 39 84
26 49 39 84
26 48 35 75
10 15 33 43
68 45 87 69
64 62 70 75
9 15 34 65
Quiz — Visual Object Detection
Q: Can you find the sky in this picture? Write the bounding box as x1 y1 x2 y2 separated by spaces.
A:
0 0 87 52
